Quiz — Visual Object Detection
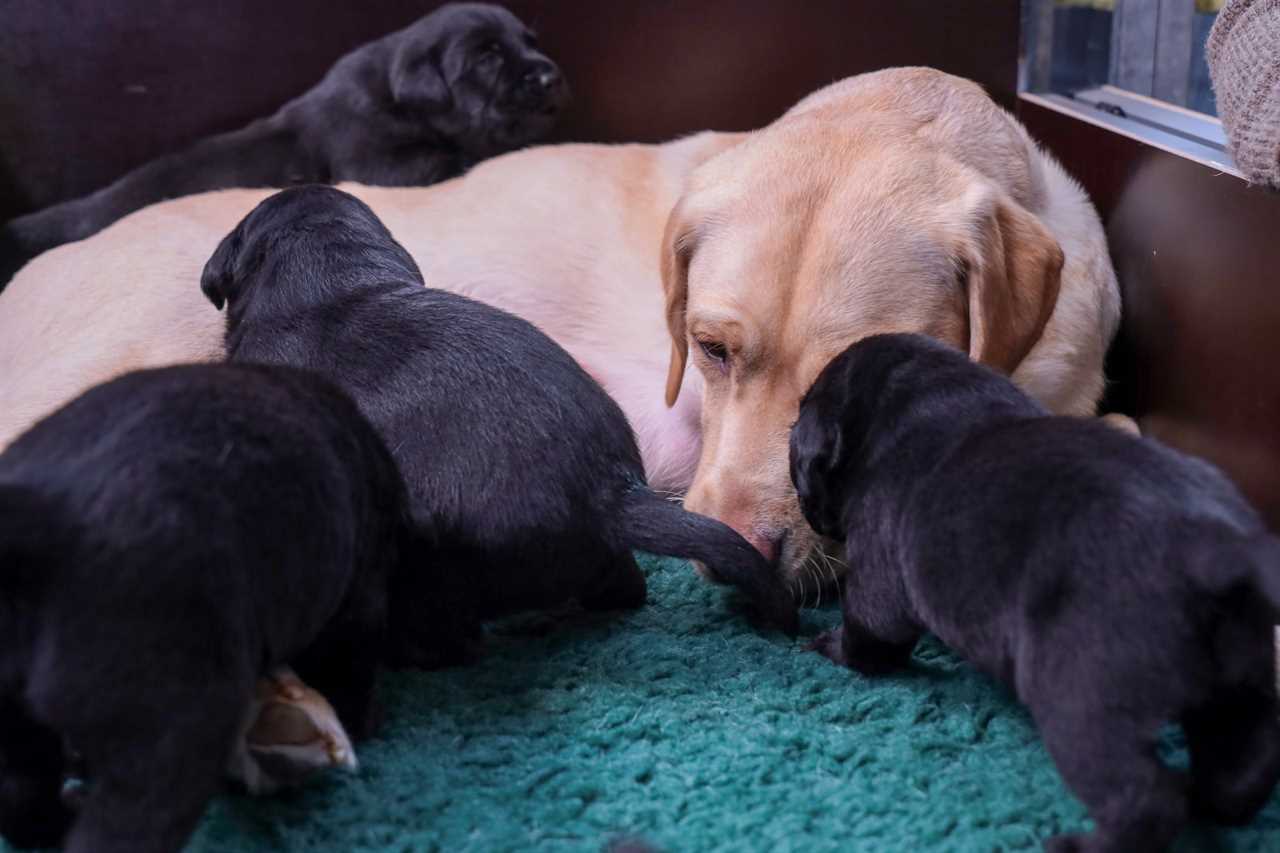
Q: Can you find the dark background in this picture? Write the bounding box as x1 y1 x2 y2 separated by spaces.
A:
1022 100 1280 530
0 0 1020 221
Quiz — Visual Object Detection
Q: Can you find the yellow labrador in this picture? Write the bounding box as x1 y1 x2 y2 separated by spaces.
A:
661 68 1119 584
0 68 1118 594
0 68 1122 774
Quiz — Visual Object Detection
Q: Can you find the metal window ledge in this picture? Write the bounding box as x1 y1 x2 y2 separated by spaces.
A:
1019 89 1239 177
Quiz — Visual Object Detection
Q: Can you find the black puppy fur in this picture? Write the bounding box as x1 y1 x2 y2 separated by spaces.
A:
0 3 566 287
0 364 408 853
202 186 799 657
791 333 1280 853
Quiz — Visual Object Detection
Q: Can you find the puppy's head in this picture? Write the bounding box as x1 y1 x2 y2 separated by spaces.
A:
389 3 568 157
201 185 419 316
789 338 902 541
789 333 1035 539
786 335 922 541
788 353 862 542
662 108 1063 595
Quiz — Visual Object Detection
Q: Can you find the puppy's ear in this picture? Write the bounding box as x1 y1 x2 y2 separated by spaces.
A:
788 413 847 537
390 41 452 115
956 188 1064 374
200 227 243 311
660 197 698 407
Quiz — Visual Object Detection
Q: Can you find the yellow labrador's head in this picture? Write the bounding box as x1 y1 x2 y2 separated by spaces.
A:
661 113 1063 591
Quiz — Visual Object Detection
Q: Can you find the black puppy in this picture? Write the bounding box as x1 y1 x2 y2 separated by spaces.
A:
201 186 799 659
0 363 408 852
790 333 1280 853
0 3 566 286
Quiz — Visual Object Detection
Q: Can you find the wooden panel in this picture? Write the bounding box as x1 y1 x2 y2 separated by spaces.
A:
1106 0 1197 107
1153 0 1194 105
1021 96 1280 529
0 0 1020 220
1110 0 1159 94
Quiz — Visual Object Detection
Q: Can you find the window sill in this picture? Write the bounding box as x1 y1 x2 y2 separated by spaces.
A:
1019 90 1239 178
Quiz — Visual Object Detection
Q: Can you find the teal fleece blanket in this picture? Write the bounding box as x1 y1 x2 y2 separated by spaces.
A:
11 555 1280 852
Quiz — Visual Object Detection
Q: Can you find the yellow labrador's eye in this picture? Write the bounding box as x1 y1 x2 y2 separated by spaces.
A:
697 338 729 372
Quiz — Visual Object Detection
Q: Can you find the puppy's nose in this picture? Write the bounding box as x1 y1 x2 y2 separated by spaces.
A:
522 65 562 93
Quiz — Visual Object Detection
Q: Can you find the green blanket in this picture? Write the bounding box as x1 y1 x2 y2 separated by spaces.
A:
17 556 1280 851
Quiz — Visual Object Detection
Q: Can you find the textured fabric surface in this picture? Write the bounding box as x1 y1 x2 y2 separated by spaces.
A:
9 555 1280 851
1208 0 1280 189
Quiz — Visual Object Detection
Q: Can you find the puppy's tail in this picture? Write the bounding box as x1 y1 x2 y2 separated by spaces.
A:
1184 530 1280 618
616 486 799 635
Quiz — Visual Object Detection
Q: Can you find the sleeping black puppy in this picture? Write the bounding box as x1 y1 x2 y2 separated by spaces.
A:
0 363 408 853
201 185 799 659
0 2 566 286
790 333 1280 853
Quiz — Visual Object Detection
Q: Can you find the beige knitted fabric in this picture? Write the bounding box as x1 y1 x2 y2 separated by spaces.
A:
1207 0 1280 188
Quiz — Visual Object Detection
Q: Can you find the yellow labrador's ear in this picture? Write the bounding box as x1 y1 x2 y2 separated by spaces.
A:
960 191 1064 374
660 197 698 407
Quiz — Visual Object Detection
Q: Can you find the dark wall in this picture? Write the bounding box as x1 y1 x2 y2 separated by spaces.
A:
0 0 1020 221
1021 99 1280 529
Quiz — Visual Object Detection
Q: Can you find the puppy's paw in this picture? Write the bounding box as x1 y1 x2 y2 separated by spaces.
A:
807 628 848 666
227 668 358 795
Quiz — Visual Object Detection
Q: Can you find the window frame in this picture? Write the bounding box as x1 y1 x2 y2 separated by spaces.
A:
1021 0 1233 174
1016 3 1280 534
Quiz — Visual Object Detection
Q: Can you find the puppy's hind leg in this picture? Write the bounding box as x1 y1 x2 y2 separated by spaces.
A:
1037 707 1187 853
1184 683 1280 825
292 602 387 743
0 698 73 849
578 549 647 612
59 680 247 853
809 625 851 666
386 549 484 670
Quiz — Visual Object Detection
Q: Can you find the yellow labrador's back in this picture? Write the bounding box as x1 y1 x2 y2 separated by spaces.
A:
0 196 253 447
0 131 742 454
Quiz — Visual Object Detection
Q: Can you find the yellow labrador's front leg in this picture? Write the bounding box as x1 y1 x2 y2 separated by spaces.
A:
226 667 358 795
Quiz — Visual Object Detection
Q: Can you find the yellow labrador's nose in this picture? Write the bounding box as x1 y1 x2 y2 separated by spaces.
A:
746 530 782 564
718 508 783 563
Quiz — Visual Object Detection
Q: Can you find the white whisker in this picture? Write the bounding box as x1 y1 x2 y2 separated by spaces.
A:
801 554 827 610
811 551 827 606
803 558 824 612
821 552 840 604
